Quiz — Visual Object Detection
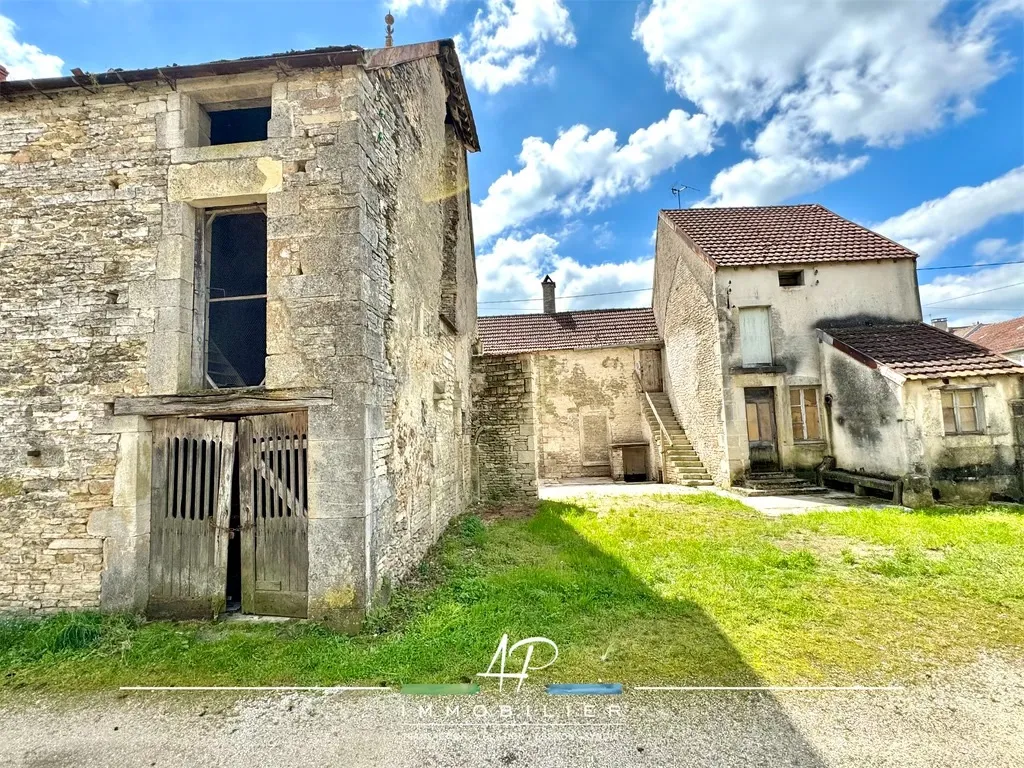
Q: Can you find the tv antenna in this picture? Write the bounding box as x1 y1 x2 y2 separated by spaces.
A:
671 184 701 209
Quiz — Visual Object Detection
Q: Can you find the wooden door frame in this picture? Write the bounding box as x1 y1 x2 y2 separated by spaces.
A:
744 387 780 472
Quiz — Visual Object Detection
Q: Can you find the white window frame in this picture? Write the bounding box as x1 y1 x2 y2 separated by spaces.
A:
941 388 984 435
790 387 822 442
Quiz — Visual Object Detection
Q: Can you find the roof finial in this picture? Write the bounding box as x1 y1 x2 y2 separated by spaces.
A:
385 12 395 47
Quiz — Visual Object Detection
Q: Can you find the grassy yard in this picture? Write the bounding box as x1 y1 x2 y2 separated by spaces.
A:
1 493 1022 693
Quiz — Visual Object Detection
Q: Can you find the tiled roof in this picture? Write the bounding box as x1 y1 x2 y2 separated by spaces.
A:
960 315 1024 354
820 322 1024 380
661 204 917 267
477 308 660 355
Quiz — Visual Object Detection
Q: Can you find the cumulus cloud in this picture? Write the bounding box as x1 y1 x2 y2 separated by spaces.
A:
457 0 576 93
919 262 1024 324
476 232 653 314
473 109 716 241
874 165 1024 262
0 14 63 79
706 154 867 208
635 0 1021 206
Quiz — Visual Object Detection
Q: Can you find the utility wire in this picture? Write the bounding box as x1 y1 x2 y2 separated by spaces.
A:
478 263 1024 306
918 260 1024 270
922 280 1024 307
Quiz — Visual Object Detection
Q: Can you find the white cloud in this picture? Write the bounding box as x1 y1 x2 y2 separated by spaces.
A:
476 232 652 314
457 0 576 93
920 262 1024 324
634 0 1015 146
636 0 1021 206
875 165 1024 262
390 0 451 15
0 14 63 79
706 154 867 208
473 109 716 242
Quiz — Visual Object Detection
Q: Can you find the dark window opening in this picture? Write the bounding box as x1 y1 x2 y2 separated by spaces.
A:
207 210 267 388
208 106 271 145
778 270 804 287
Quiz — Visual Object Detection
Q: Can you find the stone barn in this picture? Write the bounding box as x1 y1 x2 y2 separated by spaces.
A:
0 39 479 626
472 277 712 501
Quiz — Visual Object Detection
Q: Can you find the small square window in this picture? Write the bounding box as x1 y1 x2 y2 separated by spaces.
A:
941 389 983 434
778 270 804 287
206 104 271 145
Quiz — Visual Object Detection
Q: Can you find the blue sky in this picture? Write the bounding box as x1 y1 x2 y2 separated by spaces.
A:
2 0 1022 321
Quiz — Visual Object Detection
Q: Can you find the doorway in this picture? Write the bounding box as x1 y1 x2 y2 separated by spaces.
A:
744 388 779 472
638 348 663 392
148 411 309 619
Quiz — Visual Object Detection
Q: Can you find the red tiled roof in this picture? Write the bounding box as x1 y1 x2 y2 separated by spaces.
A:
661 204 917 268
477 308 660 355
961 315 1024 354
820 322 1024 380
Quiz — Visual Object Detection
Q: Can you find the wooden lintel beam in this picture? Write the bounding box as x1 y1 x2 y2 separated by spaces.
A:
113 388 333 418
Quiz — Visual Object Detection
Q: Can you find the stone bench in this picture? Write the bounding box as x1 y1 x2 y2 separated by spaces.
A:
819 468 903 504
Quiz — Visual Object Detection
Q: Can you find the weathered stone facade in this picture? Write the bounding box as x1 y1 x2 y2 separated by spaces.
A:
470 345 653 499
0 42 478 620
470 355 538 501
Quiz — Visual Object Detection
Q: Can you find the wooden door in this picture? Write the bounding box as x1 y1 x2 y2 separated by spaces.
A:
622 446 647 482
148 418 235 619
638 349 663 392
239 412 309 618
744 388 779 472
740 307 773 366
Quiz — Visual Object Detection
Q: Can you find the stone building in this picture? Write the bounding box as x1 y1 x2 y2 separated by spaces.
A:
652 204 1024 504
471 278 711 500
0 40 479 623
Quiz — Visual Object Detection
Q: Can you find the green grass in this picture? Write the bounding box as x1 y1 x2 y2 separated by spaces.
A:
2 493 1022 693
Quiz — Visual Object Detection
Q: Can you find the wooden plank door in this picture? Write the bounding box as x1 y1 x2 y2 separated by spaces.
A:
638 349 663 392
239 412 309 618
744 387 780 472
148 418 235 619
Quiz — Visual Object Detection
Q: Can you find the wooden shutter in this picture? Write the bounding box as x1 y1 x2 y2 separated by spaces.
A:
148 418 235 619
239 412 309 618
740 307 772 366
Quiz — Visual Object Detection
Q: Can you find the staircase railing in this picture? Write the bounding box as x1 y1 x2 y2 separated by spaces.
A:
635 369 673 482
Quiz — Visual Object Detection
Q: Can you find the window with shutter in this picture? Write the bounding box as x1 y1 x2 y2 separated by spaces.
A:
739 307 772 366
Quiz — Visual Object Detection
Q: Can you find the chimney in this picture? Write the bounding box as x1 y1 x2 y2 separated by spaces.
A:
0 65 8 83
931 317 949 332
542 275 556 314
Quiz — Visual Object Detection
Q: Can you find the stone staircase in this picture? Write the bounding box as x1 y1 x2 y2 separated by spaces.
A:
733 472 829 497
640 391 713 485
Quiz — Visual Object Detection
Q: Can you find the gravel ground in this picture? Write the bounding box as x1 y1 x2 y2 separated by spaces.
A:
2 655 1021 767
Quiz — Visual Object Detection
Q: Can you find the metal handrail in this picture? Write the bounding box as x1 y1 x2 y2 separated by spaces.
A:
633 368 673 448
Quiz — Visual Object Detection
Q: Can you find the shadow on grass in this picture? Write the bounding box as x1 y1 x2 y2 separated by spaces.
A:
0 499 826 763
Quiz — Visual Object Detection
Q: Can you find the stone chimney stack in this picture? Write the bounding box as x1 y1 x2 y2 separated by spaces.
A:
0 66 9 83
932 317 949 332
542 275 556 314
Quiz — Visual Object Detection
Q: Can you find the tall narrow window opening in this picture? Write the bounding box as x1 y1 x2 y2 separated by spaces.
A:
206 209 267 388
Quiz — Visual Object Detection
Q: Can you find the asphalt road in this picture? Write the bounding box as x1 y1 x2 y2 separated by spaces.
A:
2 656 1021 767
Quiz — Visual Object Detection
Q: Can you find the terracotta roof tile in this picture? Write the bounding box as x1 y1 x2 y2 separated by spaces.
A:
820 322 1024 379
661 204 916 268
961 315 1024 354
478 308 660 355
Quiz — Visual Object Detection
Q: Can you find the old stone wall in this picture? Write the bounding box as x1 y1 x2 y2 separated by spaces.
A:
533 347 647 480
470 355 538 501
0 53 476 619
652 216 729 483
362 58 477 602
0 81 169 613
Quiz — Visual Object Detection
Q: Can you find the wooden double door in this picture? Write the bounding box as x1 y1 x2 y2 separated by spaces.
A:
148 411 309 619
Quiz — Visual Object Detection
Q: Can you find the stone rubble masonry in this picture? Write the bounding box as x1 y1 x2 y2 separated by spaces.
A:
471 354 539 501
653 217 730 485
0 54 476 620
